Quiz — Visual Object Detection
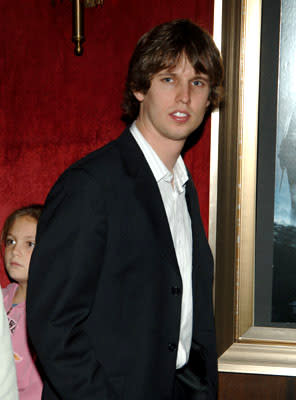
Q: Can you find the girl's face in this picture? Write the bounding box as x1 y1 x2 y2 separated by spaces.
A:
4 215 37 286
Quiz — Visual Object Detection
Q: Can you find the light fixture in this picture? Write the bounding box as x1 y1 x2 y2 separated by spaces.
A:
51 0 104 56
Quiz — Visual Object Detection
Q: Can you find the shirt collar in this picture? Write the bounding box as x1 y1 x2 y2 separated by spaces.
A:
130 121 189 193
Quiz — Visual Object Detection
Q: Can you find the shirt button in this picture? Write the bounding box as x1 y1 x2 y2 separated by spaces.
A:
168 343 177 352
171 286 181 296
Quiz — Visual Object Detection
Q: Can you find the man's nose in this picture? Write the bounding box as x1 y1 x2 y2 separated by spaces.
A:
176 82 191 104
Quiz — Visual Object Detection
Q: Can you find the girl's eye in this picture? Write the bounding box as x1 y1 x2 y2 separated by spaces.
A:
5 238 15 246
27 241 35 248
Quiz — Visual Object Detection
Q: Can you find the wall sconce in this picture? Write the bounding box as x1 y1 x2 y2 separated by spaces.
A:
72 0 85 56
73 0 104 56
51 0 104 56
72 0 104 56
83 0 104 5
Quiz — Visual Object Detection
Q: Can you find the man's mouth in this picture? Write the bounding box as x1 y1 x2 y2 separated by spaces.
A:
173 111 188 117
170 111 190 122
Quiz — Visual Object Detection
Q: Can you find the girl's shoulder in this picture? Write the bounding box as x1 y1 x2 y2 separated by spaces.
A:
2 283 18 304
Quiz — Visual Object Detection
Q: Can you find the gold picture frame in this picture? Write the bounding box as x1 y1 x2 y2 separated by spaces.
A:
211 0 296 376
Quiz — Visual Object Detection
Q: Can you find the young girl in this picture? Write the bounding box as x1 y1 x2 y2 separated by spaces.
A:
1 205 43 400
0 287 18 400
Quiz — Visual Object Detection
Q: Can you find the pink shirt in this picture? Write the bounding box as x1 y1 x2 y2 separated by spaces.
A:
2 283 43 400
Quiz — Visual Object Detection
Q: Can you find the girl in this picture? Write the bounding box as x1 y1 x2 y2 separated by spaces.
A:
1 205 43 400
0 287 18 399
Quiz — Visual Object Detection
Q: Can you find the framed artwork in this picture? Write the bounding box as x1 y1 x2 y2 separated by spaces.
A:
212 0 296 376
268 0 296 325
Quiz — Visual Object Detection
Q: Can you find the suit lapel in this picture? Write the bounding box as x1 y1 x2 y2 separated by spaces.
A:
185 176 200 271
116 128 180 275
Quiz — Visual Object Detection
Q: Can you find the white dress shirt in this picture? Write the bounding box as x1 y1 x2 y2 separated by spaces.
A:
130 122 193 369
0 288 19 399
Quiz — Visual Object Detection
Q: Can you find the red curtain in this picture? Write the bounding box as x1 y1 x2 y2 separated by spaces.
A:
0 0 214 286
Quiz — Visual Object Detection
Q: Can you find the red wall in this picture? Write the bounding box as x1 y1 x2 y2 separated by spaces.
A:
0 0 214 286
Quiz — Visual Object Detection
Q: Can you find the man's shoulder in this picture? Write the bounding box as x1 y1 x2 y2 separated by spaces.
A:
50 127 135 194
71 133 123 172
71 128 131 172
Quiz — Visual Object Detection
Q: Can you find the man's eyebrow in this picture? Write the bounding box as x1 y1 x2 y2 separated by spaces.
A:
193 74 209 81
157 71 175 76
157 71 209 80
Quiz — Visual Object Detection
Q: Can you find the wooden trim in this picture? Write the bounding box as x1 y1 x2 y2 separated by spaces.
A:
214 0 242 357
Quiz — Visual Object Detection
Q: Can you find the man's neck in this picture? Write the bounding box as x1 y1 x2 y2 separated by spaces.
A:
134 122 185 172
156 145 182 173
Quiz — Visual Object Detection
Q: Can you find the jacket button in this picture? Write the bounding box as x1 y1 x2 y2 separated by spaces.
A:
168 343 177 352
171 286 181 296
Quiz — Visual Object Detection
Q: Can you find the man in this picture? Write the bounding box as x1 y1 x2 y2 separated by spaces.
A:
27 19 224 400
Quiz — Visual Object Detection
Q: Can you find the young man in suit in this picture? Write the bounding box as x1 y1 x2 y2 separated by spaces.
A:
27 19 223 400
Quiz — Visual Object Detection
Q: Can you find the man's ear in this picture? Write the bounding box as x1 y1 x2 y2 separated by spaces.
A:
133 91 145 102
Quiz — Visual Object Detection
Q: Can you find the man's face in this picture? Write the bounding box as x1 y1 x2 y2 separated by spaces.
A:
133 55 210 148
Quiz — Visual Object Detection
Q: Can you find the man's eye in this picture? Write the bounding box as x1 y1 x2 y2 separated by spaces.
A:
192 80 203 86
5 238 15 246
162 77 173 83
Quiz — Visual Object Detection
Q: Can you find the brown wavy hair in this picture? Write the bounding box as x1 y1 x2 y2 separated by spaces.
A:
122 19 224 123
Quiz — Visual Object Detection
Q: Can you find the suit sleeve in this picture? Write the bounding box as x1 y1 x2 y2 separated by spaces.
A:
174 273 217 400
27 168 114 399
185 179 218 400
194 212 218 400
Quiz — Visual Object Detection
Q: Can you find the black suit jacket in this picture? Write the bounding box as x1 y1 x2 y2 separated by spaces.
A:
27 128 217 400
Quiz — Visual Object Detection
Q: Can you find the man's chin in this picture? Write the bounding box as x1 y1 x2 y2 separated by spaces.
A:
166 130 194 142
